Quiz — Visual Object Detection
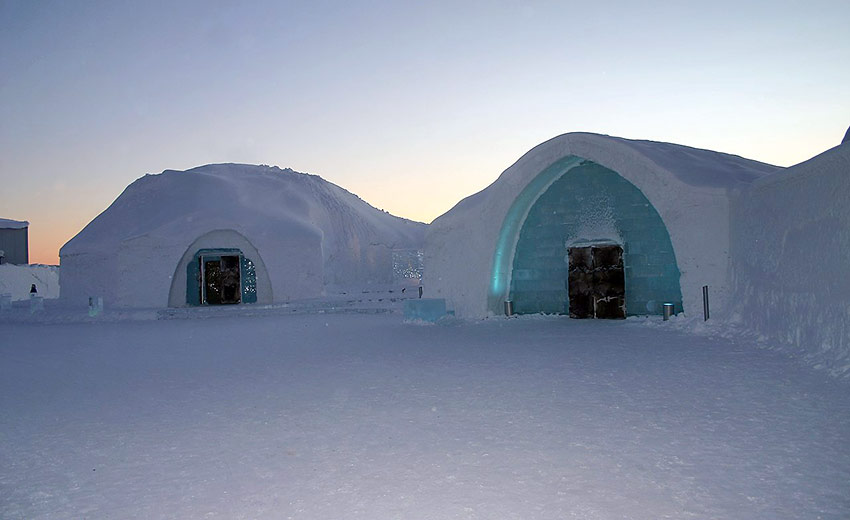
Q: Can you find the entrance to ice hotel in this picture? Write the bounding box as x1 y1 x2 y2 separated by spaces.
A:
201 254 242 305
568 244 625 319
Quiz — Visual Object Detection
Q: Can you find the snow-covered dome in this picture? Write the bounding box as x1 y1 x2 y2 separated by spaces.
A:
60 164 426 308
424 132 780 319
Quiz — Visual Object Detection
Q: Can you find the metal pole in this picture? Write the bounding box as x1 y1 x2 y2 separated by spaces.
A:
200 256 206 304
663 303 674 320
702 285 710 321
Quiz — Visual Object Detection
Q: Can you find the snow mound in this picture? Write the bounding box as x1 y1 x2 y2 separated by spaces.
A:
62 164 424 259
60 164 426 308
601 135 779 187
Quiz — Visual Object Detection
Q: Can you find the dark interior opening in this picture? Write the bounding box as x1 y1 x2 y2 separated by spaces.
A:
202 255 241 305
568 244 625 319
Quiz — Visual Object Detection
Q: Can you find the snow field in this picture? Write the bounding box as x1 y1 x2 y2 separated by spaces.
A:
1 314 848 519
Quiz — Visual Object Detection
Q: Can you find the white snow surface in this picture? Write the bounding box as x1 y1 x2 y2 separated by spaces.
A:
0 264 59 300
730 142 850 378
425 132 780 319
0 218 29 230
59 164 425 308
1 313 848 519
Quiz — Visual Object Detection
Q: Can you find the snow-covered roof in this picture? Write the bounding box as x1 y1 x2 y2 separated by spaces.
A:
596 134 780 187
61 163 425 258
438 132 780 224
0 218 29 230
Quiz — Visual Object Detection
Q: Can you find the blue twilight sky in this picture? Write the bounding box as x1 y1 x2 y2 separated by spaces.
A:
1 0 848 264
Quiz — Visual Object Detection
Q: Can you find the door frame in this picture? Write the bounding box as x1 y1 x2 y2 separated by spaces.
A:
196 249 244 305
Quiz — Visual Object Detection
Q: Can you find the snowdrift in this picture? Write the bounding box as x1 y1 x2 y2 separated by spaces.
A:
60 164 425 308
730 141 850 377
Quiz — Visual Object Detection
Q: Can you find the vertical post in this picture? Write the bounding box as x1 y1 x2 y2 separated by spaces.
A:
199 255 206 305
702 285 710 321
663 303 674 321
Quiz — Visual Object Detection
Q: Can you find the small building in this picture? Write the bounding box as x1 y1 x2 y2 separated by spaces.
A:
424 132 780 319
0 218 29 265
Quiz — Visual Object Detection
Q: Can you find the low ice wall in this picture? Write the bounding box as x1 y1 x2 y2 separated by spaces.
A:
730 143 850 377
0 264 60 301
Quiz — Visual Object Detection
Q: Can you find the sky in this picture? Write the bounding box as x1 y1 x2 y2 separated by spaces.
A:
1 0 848 265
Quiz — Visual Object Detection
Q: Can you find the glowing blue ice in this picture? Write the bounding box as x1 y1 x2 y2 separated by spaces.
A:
404 298 447 322
489 157 683 316
487 156 583 314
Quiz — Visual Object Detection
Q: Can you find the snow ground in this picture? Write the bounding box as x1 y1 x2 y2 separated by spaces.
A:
1 314 848 519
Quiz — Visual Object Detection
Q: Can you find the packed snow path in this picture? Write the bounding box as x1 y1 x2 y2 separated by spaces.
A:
1 314 848 519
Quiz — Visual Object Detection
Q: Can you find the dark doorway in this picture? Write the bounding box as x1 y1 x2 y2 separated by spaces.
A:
202 255 241 305
568 244 625 319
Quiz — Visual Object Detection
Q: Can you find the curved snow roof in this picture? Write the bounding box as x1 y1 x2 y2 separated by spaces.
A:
441 132 780 220
62 163 425 257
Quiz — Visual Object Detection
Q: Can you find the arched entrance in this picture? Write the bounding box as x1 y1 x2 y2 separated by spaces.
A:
491 157 683 317
168 229 273 307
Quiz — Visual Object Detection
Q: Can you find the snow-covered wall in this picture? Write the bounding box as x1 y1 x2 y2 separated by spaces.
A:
0 264 59 300
729 143 850 377
425 133 778 319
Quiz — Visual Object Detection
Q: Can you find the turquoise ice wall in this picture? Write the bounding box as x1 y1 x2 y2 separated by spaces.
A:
507 159 682 316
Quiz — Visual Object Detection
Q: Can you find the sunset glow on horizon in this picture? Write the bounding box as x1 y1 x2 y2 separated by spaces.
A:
2 1 848 265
